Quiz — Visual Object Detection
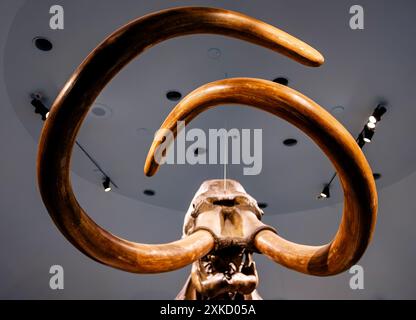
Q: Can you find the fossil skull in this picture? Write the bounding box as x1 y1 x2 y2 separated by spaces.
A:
178 179 272 299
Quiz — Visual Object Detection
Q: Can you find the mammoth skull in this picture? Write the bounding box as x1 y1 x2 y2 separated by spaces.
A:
177 179 271 300
36 7 377 299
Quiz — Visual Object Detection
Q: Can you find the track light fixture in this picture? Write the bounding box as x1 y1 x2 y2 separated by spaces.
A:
368 104 387 125
357 133 365 148
318 103 387 200
30 97 118 193
103 177 111 192
318 185 330 199
363 126 375 143
31 97 49 121
367 104 387 129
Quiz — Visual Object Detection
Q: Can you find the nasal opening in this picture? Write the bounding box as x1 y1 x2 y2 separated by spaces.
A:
213 199 237 207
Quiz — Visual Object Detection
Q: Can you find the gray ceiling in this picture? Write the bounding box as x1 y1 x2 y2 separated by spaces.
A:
1 0 416 299
5 0 416 214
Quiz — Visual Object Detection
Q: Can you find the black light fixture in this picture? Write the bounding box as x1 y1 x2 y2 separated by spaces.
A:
318 185 330 199
318 103 387 200
31 98 50 121
31 97 118 192
102 177 111 192
363 126 375 143
357 133 366 148
368 104 387 126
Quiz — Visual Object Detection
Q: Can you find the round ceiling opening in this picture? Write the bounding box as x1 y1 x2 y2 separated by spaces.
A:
33 37 53 51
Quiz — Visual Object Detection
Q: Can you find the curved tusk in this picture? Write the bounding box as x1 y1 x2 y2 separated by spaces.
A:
37 7 322 273
144 78 377 276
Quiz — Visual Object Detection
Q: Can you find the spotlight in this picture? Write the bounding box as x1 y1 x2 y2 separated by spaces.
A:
367 104 387 129
363 126 374 143
318 185 330 199
31 98 50 121
103 177 111 192
357 133 366 148
370 104 387 124
318 104 386 201
368 115 377 124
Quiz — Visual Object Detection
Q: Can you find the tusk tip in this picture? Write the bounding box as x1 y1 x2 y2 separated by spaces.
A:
143 161 158 177
307 51 325 67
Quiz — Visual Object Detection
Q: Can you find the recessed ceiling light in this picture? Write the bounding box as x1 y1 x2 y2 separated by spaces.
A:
373 173 382 180
273 77 289 86
92 107 106 117
331 106 345 114
258 202 268 209
31 92 43 100
207 48 222 59
33 37 53 51
89 103 112 118
283 138 297 146
143 189 155 196
166 91 182 101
